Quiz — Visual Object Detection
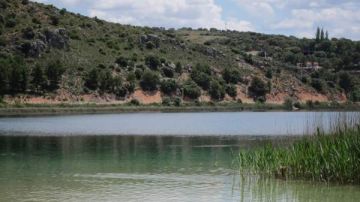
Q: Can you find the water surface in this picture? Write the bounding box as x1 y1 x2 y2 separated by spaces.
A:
0 112 358 136
0 112 359 201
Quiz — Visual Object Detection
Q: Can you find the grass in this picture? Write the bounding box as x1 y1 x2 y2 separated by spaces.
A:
0 101 359 117
236 120 360 184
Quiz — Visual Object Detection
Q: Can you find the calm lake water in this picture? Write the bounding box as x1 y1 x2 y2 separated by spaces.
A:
0 112 359 201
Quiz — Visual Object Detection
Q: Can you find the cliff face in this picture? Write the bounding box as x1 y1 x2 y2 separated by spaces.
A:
0 0 358 105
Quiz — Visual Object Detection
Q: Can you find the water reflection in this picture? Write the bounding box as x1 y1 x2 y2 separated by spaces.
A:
1 135 360 201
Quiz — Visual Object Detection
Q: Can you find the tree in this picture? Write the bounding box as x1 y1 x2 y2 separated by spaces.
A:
46 60 64 91
85 68 99 90
339 72 353 93
160 79 177 95
316 27 320 41
162 67 174 78
99 69 113 93
209 79 225 100
183 80 201 99
9 63 28 94
320 28 325 41
248 77 268 100
31 65 46 93
325 31 329 40
115 56 128 68
140 70 160 91
223 68 241 84
226 84 237 98
0 62 8 95
145 55 160 70
175 62 182 73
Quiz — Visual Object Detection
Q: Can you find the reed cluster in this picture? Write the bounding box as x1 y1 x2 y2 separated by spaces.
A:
237 114 360 184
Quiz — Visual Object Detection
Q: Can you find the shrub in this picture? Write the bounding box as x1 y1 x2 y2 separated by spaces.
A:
265 69 273 79
248 77 268 99
85 68 99 90
160 79 177 95
50 15 59 26
31 65 46 93
175 62 182 73
223 68 242 84
191 71 211 90
339 72 353 93
311 79 325 92
183 80 201 99
283 98 293 110
115 56 129 68
98 69 113 93
5 18 17 28
130 99 140 106
209 79 225 100
174 97 182 106
350 88 360 102
22 27 35 39
140 70 160 91
145 41 155 49
60 8 67 15
135 68 143 80
162 67 174 78
145 55 160 70
127 72 136 82
162 97 171 106
46 60 64 91
226 84 237 98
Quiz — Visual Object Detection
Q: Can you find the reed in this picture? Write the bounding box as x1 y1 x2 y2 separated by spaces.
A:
237 113 360 184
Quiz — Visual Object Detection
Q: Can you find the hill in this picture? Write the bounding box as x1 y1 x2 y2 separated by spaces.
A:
0 0 359 108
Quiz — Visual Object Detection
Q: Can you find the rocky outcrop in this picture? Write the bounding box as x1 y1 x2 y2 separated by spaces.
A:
44 28 69 49
140 34 160 48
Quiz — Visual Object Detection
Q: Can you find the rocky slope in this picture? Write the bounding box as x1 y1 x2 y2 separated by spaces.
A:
0 0 359 106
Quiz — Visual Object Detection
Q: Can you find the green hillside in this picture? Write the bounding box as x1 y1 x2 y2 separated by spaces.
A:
0 0 359 107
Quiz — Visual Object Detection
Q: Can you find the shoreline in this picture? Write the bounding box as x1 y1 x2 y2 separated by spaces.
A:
0 102 359 117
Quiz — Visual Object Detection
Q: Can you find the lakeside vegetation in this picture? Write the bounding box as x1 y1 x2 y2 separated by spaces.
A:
0 101 359 117
237 118 360 184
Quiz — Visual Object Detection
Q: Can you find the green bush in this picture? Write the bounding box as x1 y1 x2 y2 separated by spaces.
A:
248 77 268 99
140 70 159 91
31 65 46 93
174 97 182 106
175 62 182 73
85 68 99 91
209 79 225 100
223 68 242 84
183 80 201 99
145 55 160 70
160 79 177 95
130 99 140 106
162 97 171 106
311 79 326 92
226 84 237 98
162 67 174 78
135 68 143 80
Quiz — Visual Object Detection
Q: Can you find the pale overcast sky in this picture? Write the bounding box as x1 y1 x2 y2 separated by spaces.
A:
33 0 360 40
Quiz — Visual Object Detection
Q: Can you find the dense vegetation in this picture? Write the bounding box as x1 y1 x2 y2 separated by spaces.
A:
0 0 359 106
237 124 360 184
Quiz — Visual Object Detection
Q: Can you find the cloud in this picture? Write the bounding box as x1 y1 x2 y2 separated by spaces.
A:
88 0 254 31
273 6 360 39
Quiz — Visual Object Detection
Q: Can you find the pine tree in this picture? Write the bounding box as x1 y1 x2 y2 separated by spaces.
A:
320 28 325 41
325 31 329 40
316 27 320 41
31 65 46 93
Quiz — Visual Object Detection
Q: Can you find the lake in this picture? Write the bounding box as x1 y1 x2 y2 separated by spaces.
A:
0 112 359 201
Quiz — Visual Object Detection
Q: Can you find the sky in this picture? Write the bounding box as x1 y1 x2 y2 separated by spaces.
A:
33 0 360 40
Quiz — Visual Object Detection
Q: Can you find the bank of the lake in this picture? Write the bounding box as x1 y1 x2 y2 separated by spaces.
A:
0 102 359 117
